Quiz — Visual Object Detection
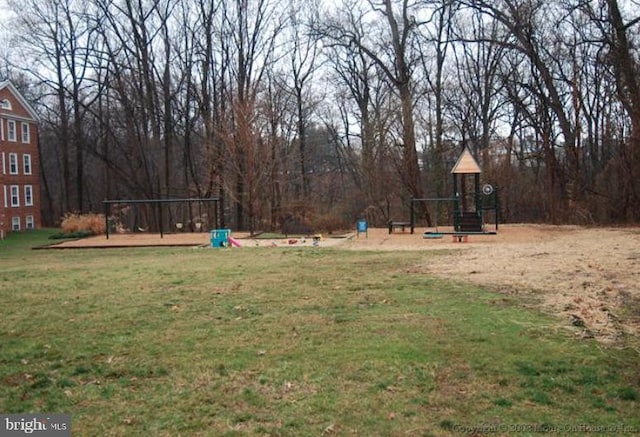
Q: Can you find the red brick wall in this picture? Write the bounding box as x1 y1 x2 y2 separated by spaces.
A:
0 84 42 237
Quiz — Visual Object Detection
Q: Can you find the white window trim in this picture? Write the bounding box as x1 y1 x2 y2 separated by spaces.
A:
7 120 16 142
24 185 33 206
12 217 21 231
9 153 18 175
0 118 4 141
3 185 7 208
10 185 20 207
21 122 30 144
1 152 5 175
23 154 32 175
1 99 12 110
26 215 35 229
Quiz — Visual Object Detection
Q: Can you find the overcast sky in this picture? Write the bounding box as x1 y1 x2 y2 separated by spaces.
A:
0 0 12 27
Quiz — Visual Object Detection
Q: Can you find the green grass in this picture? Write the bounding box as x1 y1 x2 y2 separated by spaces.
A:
1 230 639 435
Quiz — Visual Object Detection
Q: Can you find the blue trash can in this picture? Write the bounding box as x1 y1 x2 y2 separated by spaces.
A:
356 220 368 238
210 229 231 248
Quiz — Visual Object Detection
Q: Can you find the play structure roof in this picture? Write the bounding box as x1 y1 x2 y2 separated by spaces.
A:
451 147 481 174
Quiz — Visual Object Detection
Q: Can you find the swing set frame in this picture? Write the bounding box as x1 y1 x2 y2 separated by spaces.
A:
103 197 221 239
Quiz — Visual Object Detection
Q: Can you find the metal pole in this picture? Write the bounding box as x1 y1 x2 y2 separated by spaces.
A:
104 200 109 240
495 186 499 231
453 174 460 231
214 200 219 230
410 197 414 234
159 201 164 238
474 173 481 213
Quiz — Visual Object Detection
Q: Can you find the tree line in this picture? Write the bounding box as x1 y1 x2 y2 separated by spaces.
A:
1 0 639 231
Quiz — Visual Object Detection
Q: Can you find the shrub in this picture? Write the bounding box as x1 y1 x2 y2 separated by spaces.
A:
49 230 94 240
310 213 348 234
60 213 106 235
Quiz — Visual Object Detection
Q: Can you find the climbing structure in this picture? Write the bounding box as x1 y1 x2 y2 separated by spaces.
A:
451 147 494 233
409 147 499 235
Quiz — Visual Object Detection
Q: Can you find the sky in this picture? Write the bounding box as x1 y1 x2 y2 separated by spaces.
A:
0 0 13 40
0 0 9 20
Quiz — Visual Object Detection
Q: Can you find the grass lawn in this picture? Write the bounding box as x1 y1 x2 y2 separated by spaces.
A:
1 230 639 435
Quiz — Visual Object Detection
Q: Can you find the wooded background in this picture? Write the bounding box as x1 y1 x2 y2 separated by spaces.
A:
1 0 639 232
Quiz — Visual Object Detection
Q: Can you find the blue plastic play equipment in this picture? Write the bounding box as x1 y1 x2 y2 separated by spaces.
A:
210 229 231 248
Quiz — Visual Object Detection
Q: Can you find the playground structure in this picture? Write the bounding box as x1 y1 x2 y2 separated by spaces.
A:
210 228 243 248
103 198 220 239
408 148 499 236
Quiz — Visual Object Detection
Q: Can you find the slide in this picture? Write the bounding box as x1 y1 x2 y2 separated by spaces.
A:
228 236 242 248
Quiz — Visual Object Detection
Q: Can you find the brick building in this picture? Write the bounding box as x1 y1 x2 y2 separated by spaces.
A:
0 80 41 238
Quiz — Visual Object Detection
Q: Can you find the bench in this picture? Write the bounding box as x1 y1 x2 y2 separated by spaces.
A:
388 221 411 234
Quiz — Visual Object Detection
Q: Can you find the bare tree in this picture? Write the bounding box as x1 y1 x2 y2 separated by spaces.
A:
418 0 457 198
450 8 506 165
461 0 588 221
9 0 96 214
261 70 295 229
322 1 397 223
319 0 432 223
218 0 285 231
582 0 640 219
283 0 322 200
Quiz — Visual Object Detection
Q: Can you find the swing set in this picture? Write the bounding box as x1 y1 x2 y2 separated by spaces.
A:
103 197 221 239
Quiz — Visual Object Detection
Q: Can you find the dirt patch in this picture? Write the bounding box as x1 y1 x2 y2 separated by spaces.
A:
46 224 640 344
343 224 640 345
45 232 348 249
43 233 212 248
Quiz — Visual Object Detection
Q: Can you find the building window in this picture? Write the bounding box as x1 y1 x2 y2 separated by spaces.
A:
12 217 21 231
26 215 35 229
10 185 20 207
21 122 30 143
9 153 18 174
23 154 32 175
7 120 16 142
24 185 33 206
0 99 11 110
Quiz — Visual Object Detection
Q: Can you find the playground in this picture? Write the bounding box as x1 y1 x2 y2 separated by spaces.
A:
33 145 640 345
